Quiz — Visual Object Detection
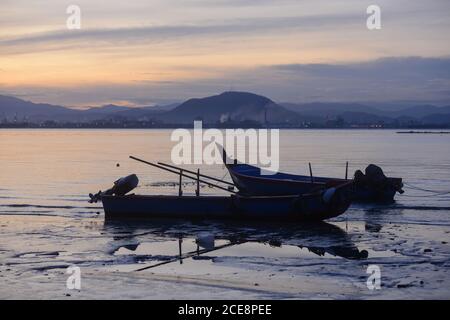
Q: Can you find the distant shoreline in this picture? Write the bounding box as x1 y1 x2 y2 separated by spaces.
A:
1 126 450 131
397 131 450 134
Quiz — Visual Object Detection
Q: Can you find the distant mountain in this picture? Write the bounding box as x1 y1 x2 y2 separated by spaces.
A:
281 102 384 117
148 103 180 113
0 95 78 121
390 105 450 118
157 91 303 124
84 104 132 114
0 95 177 123
338 111 391 124
1 93 450 127
280 101 450 124
421 113 450 125
110 103 179 121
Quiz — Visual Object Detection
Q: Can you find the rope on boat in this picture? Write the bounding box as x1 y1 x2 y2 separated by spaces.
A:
404 183 450 194
207 169 232 189
220 170 231 183
402 182 450 197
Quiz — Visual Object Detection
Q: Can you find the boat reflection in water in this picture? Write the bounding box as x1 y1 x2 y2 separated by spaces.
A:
104 220 369 272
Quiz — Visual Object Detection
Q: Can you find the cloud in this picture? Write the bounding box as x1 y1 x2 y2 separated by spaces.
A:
274 57 450 80
2 56 450 106
0 13 359 54
1 1 449 106
258 57 450 102
182 0 303 7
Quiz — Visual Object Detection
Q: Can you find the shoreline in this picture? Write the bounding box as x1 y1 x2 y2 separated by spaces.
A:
1 127 450 131
397 131 450 134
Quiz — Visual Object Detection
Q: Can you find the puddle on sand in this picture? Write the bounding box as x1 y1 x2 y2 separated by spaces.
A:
107 232 376 274
115 238 343 259
114 238 228 257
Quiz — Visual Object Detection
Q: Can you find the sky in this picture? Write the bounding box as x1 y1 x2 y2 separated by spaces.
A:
0 0 449 107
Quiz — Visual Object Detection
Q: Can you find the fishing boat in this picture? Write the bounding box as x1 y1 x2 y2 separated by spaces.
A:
91 156 353 222
219 146 403 203
101 185 352 222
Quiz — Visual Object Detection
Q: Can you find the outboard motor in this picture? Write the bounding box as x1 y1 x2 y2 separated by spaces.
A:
365 164 387 184
353 165 404 202
354 165 387 187
89 174 139 203
113 174 139 196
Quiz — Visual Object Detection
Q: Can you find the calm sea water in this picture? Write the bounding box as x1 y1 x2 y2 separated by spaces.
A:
0 129 449 299
1 129 449 215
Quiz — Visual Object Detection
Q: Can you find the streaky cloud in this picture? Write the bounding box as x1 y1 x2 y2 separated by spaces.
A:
2 56 450 106
0 13 359 54
273 57 450 79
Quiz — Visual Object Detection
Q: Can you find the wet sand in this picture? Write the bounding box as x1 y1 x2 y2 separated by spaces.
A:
0 212 449 300
1 129 449 299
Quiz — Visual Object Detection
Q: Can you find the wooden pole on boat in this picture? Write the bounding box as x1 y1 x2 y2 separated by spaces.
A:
130 156 237 193
178 169 183 197
196 169 200 196
309 163 314 183
157 162 235 187
345 161 349 180
178 238 183 264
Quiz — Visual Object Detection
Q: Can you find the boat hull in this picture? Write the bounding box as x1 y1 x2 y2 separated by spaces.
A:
102 183 352 222
351 181 400 203
228 167 327 196
217 144 402 203
226 164 402 203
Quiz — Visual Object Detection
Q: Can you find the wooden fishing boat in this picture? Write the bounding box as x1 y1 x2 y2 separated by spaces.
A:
225 161 403 203
225 162 329 195
101 181 353 222
92 155 353 222
219 147 403 203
